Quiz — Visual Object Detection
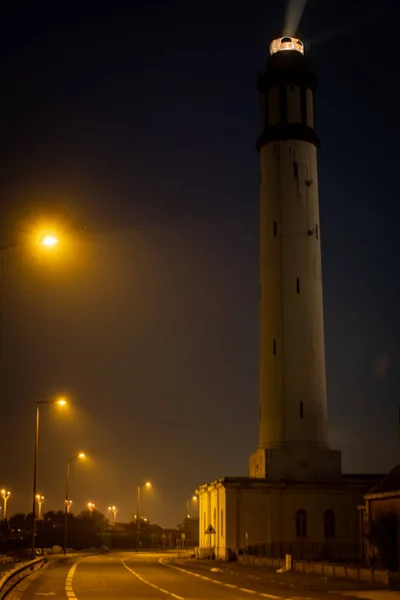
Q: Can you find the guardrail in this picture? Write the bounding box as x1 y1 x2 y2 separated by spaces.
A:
0 558 47 599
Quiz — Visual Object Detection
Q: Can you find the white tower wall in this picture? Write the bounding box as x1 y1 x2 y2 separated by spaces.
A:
259 139 328 449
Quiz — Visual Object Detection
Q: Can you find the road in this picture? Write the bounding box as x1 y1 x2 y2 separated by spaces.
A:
18 552 398 600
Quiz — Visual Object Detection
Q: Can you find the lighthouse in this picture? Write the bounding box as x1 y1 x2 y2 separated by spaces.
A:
196 35 381 560
249 36 341 481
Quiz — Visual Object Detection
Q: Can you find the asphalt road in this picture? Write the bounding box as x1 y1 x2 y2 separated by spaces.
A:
18 552 398 600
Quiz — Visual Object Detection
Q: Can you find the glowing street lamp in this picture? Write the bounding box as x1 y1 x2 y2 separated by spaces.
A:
87 502 95 513
40 234 58 248
36 495 44 520
108 506 118 523
1 490 11 519
136 481 151 552
32 397 68 559
186 495 198 519
0 232 61 366
64 452 86 554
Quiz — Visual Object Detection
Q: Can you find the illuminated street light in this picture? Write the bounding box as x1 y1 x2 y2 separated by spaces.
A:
64 452 86 554
36 495 44 520
32 397 68 559
108 506 118 523
0 235 62 366
87 502 95 513
136 481 151 552
186 494 198 519
1 490 11 519
40 234 58 248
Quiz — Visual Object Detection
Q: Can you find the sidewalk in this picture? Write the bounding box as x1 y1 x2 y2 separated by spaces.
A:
172 558 396 593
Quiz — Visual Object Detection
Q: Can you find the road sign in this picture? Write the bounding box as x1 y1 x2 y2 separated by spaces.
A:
205 524 216 534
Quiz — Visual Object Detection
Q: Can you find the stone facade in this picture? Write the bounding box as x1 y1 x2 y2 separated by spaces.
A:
197 476 378 561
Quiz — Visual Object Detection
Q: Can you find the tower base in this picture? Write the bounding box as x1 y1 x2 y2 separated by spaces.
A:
249 445 342 481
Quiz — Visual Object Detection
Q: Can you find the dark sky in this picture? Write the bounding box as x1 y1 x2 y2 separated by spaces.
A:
0 0 399 527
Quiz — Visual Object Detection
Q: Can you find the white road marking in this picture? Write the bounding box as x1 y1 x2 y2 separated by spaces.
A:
121 558 185 600
159 558 289 600
34 594 56 596
65 558 84 599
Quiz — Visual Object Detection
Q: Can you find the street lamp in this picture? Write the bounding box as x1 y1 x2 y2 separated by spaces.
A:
40 235 58 248
87 502 95 513
1 490 11 519
136 481 151 552
0 234 60 366
186 495 198 519
31 397 67 559
36 495 44 520
64 452 85 554
108 506 118 523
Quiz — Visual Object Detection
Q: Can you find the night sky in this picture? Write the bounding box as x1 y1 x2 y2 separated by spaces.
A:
0 0 399 527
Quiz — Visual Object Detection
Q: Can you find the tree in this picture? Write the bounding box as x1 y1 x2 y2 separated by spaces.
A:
8 513 26 532
177 516 199 542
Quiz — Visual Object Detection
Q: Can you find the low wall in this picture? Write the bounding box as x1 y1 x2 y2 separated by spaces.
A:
238 555 390 586
239 555 285 570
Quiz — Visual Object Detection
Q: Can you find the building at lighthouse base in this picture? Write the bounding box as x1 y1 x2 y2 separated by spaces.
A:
196 475 381 561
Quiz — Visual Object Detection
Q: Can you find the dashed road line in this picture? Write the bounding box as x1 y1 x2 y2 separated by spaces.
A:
65 558 82 599
121 559 184 600
159 558 289 600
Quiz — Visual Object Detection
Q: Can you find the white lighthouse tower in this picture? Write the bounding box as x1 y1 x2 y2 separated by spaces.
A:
197 36 379 560
249 36 342 481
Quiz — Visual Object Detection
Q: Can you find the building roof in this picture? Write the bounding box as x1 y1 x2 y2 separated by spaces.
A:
196 474 384 494
365 464 400 497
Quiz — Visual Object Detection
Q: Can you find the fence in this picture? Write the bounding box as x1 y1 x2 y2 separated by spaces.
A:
0 558 47 599
247 541 362 563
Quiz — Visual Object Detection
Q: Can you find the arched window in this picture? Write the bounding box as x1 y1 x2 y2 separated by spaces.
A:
295 509 307 538
220 509 224 537
324 510 335 539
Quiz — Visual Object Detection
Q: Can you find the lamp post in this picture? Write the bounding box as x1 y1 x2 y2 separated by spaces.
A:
136 482 151 552
108 506 118 523
64 452 85 555
1 490 11 519
87 502 95 513
31 397 67 560
186 495 198 519
36 495 44 520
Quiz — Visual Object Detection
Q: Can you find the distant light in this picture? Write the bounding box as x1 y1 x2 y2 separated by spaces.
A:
192 496 198 501
57 398 67 406
145 482 151 488
41 235 58 248
78 453 85 459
